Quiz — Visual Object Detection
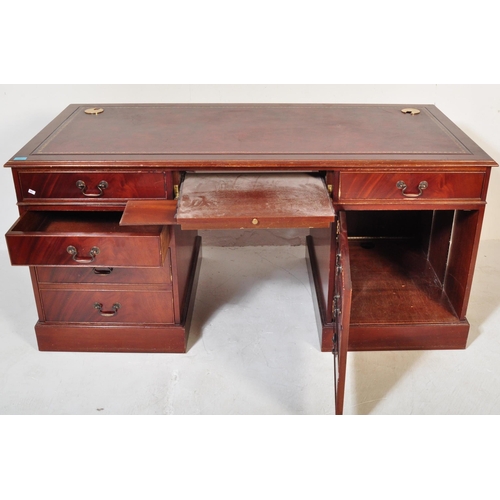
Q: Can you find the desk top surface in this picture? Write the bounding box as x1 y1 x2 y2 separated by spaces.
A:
6 104 497 168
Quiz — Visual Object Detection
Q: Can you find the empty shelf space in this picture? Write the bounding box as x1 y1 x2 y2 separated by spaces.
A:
349 238 460 326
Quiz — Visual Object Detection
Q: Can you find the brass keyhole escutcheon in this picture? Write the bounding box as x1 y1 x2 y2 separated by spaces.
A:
252 218 259 225
84 107 104 115
401 108 420 115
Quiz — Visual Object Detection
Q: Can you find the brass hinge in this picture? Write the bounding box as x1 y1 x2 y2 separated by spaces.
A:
332 294 341 318
173 185 179 199
332 320 339 353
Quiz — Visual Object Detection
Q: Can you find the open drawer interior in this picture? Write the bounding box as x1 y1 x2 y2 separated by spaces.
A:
6 211 169 267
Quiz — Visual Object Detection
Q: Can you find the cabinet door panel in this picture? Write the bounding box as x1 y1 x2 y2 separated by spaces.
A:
333 211 352 415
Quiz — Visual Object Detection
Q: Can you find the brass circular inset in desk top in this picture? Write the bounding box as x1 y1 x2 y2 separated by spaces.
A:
84 107 104 115
401 108 420 115
252 218 259 225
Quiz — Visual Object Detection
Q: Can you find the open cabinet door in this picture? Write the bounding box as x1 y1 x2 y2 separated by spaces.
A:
333 211 352 415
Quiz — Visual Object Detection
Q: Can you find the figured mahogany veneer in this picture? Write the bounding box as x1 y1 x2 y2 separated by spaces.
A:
6 211 169 267
120 200 177 226
36 261 172 284
3 103 497 414
35 324 189 353
338 171 485 202
17 171 166 202
39 288 175 324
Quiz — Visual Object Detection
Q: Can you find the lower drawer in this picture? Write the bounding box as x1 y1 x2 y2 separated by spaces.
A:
35 260 172 284
39 289 175 324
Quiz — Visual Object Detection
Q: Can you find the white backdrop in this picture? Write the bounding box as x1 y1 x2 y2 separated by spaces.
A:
1 84 499 249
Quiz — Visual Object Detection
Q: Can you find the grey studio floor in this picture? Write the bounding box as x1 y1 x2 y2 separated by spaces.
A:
1 230 500 415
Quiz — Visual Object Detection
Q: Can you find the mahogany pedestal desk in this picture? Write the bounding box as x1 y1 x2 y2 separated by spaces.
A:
4 104 497 414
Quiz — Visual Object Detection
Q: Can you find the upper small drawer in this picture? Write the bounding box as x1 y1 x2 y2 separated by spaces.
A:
17 172 166 202
6 211 169 267
338 172 485 202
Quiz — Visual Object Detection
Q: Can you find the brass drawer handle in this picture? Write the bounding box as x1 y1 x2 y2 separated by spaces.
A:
396 180 428 198
76 180 108 197
94 302 120 317
93 267 113 275
67 245 100 263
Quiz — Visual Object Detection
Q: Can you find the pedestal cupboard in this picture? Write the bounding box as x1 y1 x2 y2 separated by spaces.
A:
4 104 497 414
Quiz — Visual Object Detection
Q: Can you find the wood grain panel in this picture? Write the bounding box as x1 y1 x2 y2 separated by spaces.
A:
35 323 187 352
444 209 484 319
40 289 174 323
120 199 177 225
6 211 168 267
348 239 459 325
339 172 484 201
307 228 335 325
36 257 172 284
18 172 166 201
348 322 469 351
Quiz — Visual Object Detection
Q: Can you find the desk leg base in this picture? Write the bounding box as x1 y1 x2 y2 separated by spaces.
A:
35 323 189 353
347 322 469 351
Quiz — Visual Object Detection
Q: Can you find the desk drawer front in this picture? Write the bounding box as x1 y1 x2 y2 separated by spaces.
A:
40 289 174 324
18 172 166 202
339 172 484 201
6 212 168 267
36 261 172 284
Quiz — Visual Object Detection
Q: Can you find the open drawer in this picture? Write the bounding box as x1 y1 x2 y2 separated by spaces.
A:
176 173 335 229
6 211 169 267
121 173 335 229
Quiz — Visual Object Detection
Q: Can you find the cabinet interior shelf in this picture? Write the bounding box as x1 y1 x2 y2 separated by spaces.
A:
349 237 460 326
